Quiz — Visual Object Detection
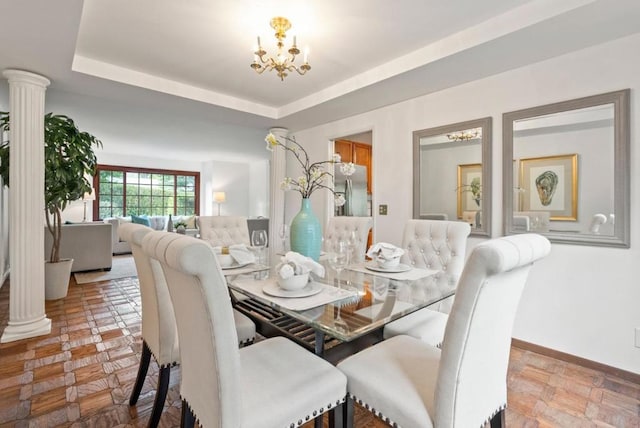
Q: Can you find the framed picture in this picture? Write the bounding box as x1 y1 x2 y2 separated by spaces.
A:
519 154 578 221
457 163 482 219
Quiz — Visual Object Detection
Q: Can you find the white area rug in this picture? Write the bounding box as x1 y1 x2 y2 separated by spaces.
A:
74 255 137 284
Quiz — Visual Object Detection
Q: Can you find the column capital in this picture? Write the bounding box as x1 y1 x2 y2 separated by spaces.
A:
3 69 50 88
268 127 289 138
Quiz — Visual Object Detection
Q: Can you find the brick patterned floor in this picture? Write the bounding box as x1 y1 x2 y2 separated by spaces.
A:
0 276 639 427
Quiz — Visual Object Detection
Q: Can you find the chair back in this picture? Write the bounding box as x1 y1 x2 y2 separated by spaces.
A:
434 234 550 427
324 216 373 262
118 223 179 366
199 216 250 247
142 231 242 428
400 220 471 311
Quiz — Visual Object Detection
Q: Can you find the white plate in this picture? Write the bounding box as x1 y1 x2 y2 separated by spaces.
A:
220 261 252 270
364 262 412 273
262 282 324 298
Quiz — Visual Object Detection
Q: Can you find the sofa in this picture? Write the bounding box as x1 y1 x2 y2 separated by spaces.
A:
44 222 112 272
104 215 198 254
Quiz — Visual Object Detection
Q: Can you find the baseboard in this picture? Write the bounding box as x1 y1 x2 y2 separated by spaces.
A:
512 338 640 384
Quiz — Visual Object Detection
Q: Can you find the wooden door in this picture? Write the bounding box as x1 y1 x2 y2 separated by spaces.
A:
334 140 353 163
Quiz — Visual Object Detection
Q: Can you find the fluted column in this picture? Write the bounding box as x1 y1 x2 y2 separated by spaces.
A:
1 69 51 343
268 127 288 261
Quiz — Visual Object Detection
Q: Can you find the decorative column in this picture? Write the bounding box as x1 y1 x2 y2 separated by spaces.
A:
268 127 288 261
1 69 51 343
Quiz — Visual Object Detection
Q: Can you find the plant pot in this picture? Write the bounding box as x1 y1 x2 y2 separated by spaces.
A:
45 259 73 300
176 226 186 234
290 198 322 261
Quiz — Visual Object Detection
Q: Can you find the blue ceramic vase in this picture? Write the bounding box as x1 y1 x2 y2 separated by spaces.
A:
290 198 322 261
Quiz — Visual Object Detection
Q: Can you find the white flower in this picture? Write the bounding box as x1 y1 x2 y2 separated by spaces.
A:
310 166 323 180
334 194 346 206
280 177 293 191
297 176 308 188
265 133 278 151
332 153 341 163
340 162 356 176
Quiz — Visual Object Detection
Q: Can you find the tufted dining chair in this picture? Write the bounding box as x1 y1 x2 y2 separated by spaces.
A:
383 219 471 347
119 224 256 428
198 216 251 247
338 234 551 428
324 216 373 262
142 231 347 428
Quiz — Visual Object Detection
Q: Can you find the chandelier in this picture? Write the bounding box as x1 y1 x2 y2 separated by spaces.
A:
251 17 311 81
446 128 482 142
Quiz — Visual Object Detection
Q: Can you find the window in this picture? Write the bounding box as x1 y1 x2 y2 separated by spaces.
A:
94 165 199 219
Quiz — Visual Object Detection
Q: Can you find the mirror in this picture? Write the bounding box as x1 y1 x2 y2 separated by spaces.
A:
503 89 630 247
413 117 492 236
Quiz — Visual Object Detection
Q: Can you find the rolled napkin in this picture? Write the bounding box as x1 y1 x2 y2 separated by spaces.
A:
366 242 405 261
213 244 256 265
276 251 325 279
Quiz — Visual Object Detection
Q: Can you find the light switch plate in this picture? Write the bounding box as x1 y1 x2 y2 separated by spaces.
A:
379 204 388 215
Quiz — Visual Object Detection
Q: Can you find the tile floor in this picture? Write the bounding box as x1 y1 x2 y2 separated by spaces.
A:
0 276 639 427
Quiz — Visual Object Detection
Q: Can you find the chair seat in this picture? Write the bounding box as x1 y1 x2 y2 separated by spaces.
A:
241 337 346 427
233 309 255 345
337 335 439 428
383 308 448 347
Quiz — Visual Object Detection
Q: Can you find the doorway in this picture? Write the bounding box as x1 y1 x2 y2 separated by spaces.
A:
332 131 373 250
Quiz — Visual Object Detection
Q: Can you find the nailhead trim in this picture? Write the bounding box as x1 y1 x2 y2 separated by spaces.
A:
349 393 506 428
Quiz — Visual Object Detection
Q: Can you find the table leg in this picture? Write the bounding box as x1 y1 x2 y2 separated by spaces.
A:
314 331 325 356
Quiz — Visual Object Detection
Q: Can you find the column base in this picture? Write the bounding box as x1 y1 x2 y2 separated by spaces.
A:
1 316 51 343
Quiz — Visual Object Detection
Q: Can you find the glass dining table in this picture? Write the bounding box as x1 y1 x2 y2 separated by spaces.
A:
225 258 455 363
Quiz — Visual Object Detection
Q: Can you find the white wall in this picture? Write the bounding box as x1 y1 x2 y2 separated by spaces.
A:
202 159 253 217
289 33 640 374
421 142 481 219
249 159 270 218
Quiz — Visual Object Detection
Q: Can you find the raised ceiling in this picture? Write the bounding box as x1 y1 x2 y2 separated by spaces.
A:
1 0 639 161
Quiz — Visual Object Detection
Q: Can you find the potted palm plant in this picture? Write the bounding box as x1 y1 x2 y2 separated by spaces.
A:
0 112 102 299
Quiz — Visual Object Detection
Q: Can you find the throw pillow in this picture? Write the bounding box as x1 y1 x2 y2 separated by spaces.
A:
131 214 151 227
183 215 197 229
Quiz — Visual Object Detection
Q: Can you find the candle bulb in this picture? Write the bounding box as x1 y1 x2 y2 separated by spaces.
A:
257 36 261 48
304 47 309 63
293 35 297 46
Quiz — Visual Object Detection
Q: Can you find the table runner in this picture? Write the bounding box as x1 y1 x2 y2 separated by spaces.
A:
230 277 359 311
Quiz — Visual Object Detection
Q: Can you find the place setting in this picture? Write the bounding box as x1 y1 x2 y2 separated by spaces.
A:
346 242 439 280
230 251 359 311
213 243 269 276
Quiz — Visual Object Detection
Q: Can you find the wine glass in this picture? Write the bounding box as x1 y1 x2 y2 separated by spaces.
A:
251 229 268 264
278 224 289 253
327 240 349 287
346 230 358 264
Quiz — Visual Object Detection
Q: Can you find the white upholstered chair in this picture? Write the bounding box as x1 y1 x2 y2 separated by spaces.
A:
338 234 551 428
324 216 373 262
198 216 250 247
119 224 255 428
141 231 347 428
383 219 470 347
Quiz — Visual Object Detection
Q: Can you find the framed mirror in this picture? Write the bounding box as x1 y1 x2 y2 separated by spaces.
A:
503 89 630 247
413 117 492 237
